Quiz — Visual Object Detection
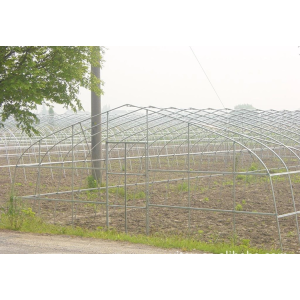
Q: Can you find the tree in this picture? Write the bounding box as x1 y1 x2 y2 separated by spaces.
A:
48 106 55 126
0 46 104 135
48 106 55 116
234 103 256 110
40 103 48 115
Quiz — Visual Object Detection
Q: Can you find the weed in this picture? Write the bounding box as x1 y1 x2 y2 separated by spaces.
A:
242 200 247 205
236 175 245 180
87 175 97 189
204 197 209 202
0 196 34 230
200 187 208 193
236 174 256 184
133 191 146 199
110 187 125 197
109 187 145 200
235 204 243 211
249 163 258 171
223 180 233 186
86 191 97 201
177 182 188 192
241 239 250 247
287 231 295 237
245 175 255 183
291 175 300 184
269 168 286 174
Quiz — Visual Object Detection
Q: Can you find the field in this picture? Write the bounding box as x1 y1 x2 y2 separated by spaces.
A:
2 150 300 253
2 107 300 253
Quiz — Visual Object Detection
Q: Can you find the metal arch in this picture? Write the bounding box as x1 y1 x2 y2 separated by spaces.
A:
171 107 300 170
224 109 300 146
8 105 300 251
139 106 300 250
187 108 300 167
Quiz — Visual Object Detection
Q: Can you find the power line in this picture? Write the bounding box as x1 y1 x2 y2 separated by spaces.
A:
189 46 225 109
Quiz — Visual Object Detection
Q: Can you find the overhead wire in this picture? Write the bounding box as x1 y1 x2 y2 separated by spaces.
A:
189 46 226 109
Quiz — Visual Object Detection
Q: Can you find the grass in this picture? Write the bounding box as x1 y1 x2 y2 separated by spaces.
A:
0 202 283 254
177 182 188 192
235 204 243 211
87 175 98 189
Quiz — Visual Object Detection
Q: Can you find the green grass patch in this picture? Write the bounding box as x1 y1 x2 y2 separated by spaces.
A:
177 182 188 192
0 204 282 254
248 163 258 171
108 187 145 200
235 204 243 211
87 175 98 189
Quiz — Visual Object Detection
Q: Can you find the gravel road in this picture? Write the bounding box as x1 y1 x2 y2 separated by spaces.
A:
0 230 201 254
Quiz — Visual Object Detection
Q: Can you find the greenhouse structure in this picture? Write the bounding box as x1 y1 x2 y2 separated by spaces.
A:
2 104 300 252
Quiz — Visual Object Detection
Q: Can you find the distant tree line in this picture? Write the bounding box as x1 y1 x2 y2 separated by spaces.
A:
234 104 255 110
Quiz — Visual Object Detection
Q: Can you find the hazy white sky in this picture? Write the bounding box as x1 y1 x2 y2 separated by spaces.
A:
73 45 300 113
4 0 300 114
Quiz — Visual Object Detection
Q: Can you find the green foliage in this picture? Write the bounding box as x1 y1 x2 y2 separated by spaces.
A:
240 239 251 247
0 46 105 135
287 231 295 237
87 175 98 189
249 163 258 171
0 211 282 253
236 174 256 184
292 175 300 184
48 106 55 115
0 195 284 254
86 191 98 201
134 191 146 199
109 187 145 200
0 196 35 230
236 174 245 180
110 187 125 197
235 204 243 211
200 186 208 193
177 182 188 192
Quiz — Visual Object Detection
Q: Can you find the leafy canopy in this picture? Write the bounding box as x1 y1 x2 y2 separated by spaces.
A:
0 46 104 135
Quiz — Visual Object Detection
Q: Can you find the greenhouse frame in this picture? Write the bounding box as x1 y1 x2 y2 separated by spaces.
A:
2 104 300 252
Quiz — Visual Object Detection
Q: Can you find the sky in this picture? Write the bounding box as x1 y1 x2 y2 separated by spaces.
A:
73 45 300 114
4 0 300 116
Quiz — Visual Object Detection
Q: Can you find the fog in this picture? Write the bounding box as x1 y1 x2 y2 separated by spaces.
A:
51 45 299 114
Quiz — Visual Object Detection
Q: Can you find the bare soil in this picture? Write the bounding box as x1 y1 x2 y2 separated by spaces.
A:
2 154 300 253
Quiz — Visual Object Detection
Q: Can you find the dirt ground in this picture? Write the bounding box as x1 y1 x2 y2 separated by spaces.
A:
2 154 300 253
0 229 202 254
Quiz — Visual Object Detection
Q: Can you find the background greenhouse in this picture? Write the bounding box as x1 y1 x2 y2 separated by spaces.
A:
1 104 300 252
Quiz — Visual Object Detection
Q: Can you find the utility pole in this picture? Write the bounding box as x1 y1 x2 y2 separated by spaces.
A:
91 50 102 183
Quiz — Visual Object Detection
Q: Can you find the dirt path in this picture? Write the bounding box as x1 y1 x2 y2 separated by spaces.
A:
0 230 204 254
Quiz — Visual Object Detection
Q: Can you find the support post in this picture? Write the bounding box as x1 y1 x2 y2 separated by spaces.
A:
233 142 236 243
146 110 150 235
188 123 191 232
91 57 102 183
